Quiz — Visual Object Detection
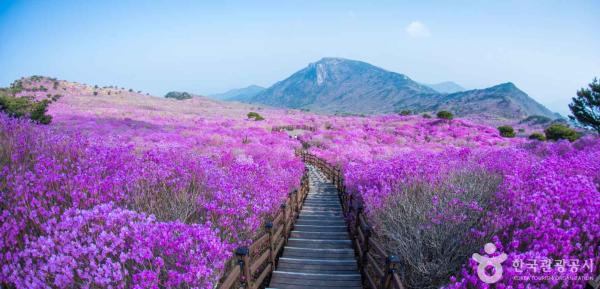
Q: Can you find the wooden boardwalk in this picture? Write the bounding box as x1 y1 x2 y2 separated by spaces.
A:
268 165 362 289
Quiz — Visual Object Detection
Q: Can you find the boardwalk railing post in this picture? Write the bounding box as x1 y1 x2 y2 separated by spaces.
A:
281 203 289 243
289 191 296 219
265 222 275 267
362 225 371 267
380 255 400 289
235 247 251 288
355 203 363 236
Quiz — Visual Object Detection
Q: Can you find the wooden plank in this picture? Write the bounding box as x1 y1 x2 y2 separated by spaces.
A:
277 262 358 271
252 264 272 289
356 241 364 259
270 275 362 287
357 225 365 244
393 272 405 289
250 248 270 274
217 264 240 289
273 211 283 225
365 270 378 289
369 238 386 257
273 271 361 280
359 214 369 231
249 233 269 253
367 252 384 278
275 238 285 255
268 284 362 289
273 224 284 242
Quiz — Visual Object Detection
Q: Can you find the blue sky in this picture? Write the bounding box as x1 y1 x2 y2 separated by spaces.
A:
1 0 598 115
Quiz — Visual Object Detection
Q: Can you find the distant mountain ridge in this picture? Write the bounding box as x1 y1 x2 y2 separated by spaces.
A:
426 81 464 94
241 57 558 120
247 57 437 114
432 82 558 120
209 85 265 101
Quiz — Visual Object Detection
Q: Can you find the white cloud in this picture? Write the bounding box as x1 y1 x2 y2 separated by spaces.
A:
405 21 430 38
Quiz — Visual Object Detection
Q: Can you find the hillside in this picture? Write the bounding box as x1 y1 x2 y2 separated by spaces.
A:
243 57 557 120
428 82 559 120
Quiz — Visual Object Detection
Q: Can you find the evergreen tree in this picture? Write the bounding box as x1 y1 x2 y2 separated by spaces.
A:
569 78 600 133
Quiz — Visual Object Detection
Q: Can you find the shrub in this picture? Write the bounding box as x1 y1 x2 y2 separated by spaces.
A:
0 95 52 124
399 110 412 116
0 95 30 118
372 170 501 289
528 132 546 141
544 123 580 142
30 100 52 124
437 110 453 120
497 125 516 138
422 113 431 119
93 91 98 96
247 111 264 121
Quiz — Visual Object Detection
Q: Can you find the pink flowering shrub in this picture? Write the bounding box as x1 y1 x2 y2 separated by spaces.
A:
317 133 599 288
0 111 303 287
12 204 228 289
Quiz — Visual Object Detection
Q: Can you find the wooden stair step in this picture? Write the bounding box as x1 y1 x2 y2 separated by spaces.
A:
298 215 344 220
299 211 343 217
293 225 347 232
282 247 356 259
287 238 352 249
272 271 361 280
301 208 342 213
290 231 349 239
270 271 362 288
295 219 345 226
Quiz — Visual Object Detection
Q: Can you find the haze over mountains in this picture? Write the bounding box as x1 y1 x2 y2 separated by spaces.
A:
208 85 265 101
426 81 465 94
218 57 558 121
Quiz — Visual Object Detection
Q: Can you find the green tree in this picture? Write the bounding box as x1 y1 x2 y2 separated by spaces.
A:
437 110 453 120
399 110 412 116
569 78 600 133
497 125 516 138
544 123 580 142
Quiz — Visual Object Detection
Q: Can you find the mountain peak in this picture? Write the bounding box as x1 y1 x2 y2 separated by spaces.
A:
494 82 518 90
314 57 350 64
242 57 556 120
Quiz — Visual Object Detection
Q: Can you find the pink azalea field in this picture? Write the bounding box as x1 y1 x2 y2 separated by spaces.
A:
1 77 599 288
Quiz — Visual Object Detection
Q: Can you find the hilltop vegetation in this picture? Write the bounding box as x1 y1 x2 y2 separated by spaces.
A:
165 91 194 100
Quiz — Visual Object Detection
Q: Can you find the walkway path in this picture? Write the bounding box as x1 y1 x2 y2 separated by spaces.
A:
268 165 362 289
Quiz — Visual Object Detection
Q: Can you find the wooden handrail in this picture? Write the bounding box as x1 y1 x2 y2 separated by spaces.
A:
217 168 309 289
299 150 407 289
